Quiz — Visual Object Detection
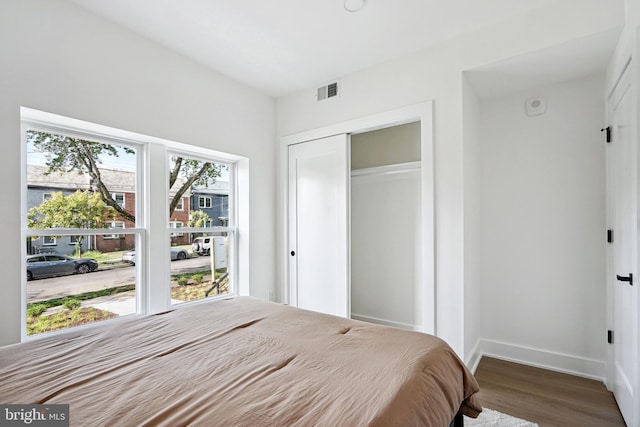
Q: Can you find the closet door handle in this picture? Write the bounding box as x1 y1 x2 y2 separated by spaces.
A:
290 251 295 256
616 273 633 286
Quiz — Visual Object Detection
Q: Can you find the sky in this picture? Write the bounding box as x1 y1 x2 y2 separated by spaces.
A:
26 140 137 172
27 140 229 181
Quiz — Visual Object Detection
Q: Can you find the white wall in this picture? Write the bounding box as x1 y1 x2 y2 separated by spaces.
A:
277 0 623 356
462 75 483 366
477 73 607 377
0 0 276 345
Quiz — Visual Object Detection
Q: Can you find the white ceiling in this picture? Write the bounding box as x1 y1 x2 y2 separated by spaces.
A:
466 28 622 99
69 0 612 98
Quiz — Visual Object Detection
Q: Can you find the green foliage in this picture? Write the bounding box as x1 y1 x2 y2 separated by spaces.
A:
28 190 115 255
28 130 136 222
27 304 48 317
63 299 81 310
187 210 212 228
27 307 118 335
177 277 189 286
191 273 204 284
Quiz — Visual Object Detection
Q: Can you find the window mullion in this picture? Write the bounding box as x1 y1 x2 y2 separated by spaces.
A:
146 143 170 314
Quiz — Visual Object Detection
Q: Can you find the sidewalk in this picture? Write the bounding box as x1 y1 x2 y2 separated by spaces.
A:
82 291 183 315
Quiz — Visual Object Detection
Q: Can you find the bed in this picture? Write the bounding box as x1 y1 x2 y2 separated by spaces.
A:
0 296 481 426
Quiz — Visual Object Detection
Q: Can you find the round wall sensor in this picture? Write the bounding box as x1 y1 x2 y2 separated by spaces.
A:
525 97 546 116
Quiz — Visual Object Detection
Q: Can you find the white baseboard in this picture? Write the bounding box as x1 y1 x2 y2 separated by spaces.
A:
468 339 606 382
350 313 415 331
465 339 482 373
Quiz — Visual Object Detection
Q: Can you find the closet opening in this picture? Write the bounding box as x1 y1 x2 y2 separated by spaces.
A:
350 121 422 330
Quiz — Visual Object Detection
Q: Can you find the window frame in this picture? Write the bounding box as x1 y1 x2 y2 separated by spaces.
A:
103 221 126 239
198 196 212 209
21 115 144 341
169 221 184 237
167 151 238 305
21 107 248 342
42 236 56 246
112 193 125 208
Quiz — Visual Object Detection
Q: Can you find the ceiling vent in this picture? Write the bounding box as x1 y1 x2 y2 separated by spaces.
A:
317 82 339 101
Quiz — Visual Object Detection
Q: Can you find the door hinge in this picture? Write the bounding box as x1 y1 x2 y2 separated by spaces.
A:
616 273 633 286
608 330 614 344
601 126 611 143
607 229 613 243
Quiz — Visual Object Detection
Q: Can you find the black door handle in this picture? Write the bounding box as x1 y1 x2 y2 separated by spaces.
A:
290 251 295 256
616 273 633 286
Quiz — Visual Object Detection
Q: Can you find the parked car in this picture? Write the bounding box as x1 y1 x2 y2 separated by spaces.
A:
191 237 213 255
121 248 189 266
191 236 227 269
26 254 98 280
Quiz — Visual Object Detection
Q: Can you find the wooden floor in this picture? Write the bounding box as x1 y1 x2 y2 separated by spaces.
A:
474 357 626 427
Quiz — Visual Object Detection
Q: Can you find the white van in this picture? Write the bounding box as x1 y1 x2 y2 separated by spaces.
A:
191 236 227 269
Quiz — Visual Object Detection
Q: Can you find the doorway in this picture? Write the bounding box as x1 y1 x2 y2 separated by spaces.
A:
350 122 422 329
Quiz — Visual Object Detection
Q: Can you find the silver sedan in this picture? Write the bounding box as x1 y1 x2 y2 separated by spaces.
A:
121 248 189 265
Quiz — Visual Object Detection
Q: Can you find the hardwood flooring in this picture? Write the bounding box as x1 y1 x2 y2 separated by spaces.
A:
473 357 626 427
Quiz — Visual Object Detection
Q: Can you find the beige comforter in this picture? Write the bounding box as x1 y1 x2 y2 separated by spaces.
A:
0 297 481 426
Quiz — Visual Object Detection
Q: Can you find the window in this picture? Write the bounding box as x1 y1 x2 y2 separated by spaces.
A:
169 154 234 306
198 196 212 209
23 116 139 337
42 236 56 246
169 221 183 237
103 221 125 239
112 193 125 208
22 107 244 339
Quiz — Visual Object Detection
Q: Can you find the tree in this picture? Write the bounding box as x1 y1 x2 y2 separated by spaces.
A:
28 131 225 222
187 210 212 228
27 191 115 256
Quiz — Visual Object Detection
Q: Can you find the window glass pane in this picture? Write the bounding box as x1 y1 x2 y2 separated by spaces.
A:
26 237 138 336
168 154 229 229
170 232 231 305
25 129 138 335
168 154 232 305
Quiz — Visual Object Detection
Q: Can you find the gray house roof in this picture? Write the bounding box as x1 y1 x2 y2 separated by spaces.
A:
27 165 191 197
191 180 229 195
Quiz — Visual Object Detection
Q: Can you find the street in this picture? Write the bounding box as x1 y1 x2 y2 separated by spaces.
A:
27 256 211 303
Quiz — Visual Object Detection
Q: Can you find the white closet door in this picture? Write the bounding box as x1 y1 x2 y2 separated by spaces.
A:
288 134 349 317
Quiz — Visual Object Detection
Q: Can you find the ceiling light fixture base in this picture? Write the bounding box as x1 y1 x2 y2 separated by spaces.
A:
344 0 367 13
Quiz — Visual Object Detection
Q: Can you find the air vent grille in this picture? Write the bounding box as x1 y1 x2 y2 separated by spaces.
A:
317 82 339 101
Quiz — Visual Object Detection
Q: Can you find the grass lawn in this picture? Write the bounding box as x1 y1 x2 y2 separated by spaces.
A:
28 307 118 335
171 273 229 302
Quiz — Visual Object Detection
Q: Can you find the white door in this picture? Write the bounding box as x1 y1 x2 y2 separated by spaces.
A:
288 134 349 317
608 64 638 427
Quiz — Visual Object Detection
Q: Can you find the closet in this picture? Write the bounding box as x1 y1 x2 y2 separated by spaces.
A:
285 101 434 333
350 122 421 329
